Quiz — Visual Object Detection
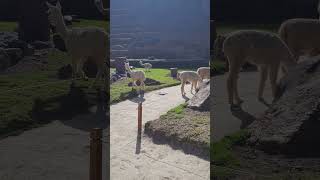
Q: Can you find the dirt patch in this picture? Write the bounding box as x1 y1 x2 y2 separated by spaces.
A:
128 78 161 86
145 107 209 159
217 145 320 179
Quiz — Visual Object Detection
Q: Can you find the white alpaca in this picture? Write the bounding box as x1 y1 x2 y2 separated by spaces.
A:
223 30 297 107
94 0 109 16
197 67 210 81
46 1 109 87
279 18 320 61
125 62 146 90
178 71 201 96
139 60 152 72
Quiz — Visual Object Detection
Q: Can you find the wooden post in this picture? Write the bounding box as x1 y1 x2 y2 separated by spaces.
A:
138 103 142 129
90 128 102 180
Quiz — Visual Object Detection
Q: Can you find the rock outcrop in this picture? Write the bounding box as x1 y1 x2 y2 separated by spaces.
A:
187 80 210 111
248 56 320 157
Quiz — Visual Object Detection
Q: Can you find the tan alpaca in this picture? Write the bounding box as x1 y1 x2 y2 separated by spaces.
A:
139 60 152 72
223 30 297 107
197 67 210 81
178 71 201 96
125 62 146 90
46 2 109 87
279 18 320 61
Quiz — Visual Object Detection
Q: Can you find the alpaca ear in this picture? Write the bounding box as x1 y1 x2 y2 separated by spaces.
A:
56 1 62 10
46 1 54 9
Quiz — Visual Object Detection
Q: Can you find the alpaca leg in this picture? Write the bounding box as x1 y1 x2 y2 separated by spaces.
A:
141 81 145 91
233 71 243 105
227 70 235 105
191 82 194 93
227 57 241 105
71 57 78 84
269 64 280 102
91 66 102 88
194 80 199 92
258 66 268 101
181 81 186 96
79 58 88 81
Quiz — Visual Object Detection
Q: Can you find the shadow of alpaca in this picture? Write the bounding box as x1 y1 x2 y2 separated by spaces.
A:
231 107 256 129
31 85 108 131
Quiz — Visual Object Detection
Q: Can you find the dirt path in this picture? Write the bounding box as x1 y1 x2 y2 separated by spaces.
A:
0 84 209 180
0 106 108 180
213 71 272 141
110 85 210 179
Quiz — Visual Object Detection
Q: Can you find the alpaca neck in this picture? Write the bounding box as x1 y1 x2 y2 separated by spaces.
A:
126 66 132 74
55 13 69 40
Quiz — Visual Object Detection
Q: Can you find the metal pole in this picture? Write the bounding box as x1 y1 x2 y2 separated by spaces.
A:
90 128 102 180
138 103 142 129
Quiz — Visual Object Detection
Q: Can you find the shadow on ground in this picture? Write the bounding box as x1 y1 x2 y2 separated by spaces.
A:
31 85 108 131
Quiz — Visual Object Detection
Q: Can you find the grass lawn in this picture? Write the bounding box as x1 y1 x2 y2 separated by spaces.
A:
0 19 109 33
216 23 279 35
110 68 180 104
0 19 108 137
0 21 17 32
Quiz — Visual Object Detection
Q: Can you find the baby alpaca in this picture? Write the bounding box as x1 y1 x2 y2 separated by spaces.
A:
178 71 201 96
139 60 152 72
197 67 210 81
223 30 297 107
125 62 146 90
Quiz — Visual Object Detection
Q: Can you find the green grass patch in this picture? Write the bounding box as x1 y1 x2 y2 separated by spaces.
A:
211 59 226 74
0 19 108 136
168 103 187 114
72 19 109 31
211 130 250 178
216 23 279 35
160 103 187 120
0 19 108 33
110 68 180 104
0 21 17 32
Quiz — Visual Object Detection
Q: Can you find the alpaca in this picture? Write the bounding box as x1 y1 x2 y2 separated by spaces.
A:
94 0 109 16
279 18 320 62
223 30 297 107
197 67 210 81
125 62 146 90
46 1 109 88
139 60 152 72
178 71 201 96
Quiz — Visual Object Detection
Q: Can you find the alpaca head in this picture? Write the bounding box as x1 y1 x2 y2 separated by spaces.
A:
46 1 63 27
124 62 130 71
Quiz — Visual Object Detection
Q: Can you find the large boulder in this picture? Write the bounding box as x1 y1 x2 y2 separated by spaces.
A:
248 56 320 156
4 48 23 65
0 48 10 71
0 32 20 48
30 41 52 50
187 80 210 111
